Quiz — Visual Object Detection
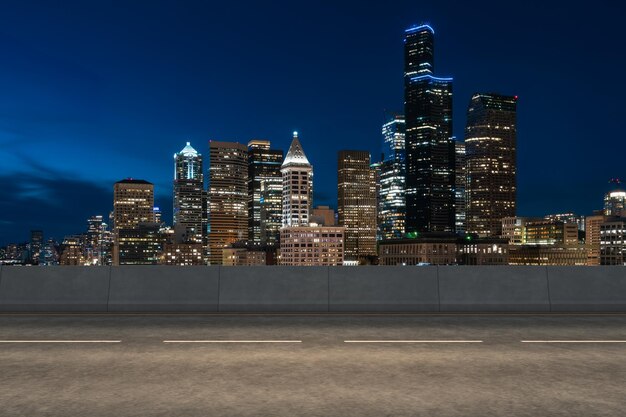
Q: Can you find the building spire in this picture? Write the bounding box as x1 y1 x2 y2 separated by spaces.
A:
282 131 310 168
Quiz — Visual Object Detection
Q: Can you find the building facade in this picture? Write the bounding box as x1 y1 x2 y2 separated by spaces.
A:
454 140 466 233
173 142 207 260
404 24 455 234
379 115 406 240
281 132 313 227
379 234 508 265
207 141 248 265
600 218 626 265
337 150 377 262
279 226 344 266
465 93 517 237
248 140 283 246
311 205 336 226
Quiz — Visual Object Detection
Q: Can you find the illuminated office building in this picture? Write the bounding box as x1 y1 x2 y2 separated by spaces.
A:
113 179 155 230
465 93 517 237
337 150 377 261
586 212 606 266
600 218 626 265
281 132 313 227
173 142 207 258
379 115 406 240
604 188 626 217
207 141 248 265
248 140 283 245
454 140 466 233
311 205 336 226
112 179 155 265
404 24 455 233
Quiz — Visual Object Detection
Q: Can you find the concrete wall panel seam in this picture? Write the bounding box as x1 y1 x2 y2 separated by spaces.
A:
545 266 552 312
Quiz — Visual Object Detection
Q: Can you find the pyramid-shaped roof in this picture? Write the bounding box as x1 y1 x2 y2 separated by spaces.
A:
178 141 199 157
282 132 310 168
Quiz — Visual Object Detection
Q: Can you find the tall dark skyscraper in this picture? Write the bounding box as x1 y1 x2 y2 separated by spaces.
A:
247 140 283 246
465 93 517 237
403 24 455 233
173 142 207 252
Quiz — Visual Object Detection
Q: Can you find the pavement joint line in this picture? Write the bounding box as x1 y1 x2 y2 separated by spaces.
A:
521 340 626 343
0 340 122 343
162 340 303 343
344 340 484 343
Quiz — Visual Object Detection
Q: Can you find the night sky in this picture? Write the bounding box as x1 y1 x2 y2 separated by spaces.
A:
1 0 625 245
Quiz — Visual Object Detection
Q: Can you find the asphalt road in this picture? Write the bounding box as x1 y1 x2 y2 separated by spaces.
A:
1 314 625 417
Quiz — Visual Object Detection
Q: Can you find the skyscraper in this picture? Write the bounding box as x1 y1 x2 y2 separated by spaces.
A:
604 183 626 216
337 150 377 261
454 140 466 233
113 179 155 230
30 230 43 265
248 140 284 245
173 142 207 260
207 141 248 265
379 115 406 240
112 179 156 265
279 132 344 266
281 132 313 227
465 93 517 237
403 24 455 233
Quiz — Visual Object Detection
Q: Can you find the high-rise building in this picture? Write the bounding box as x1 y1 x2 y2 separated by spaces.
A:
600 218 626 265
454 140 466 233
173 142 207 262
248 140 283 245
112 179 155 265
586 212 606 266
281 132 313 227
30 230 43 265
207 141 248 265
403 24 455 233
379 115 406 240
59 235 85 266
279 132 344 266
604 188 626 217
465 93 517 237
86 215 105 265
337 150 377 261
116 223 163 265
113 179 155 230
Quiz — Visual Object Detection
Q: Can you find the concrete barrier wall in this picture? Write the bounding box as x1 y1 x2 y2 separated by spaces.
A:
108 266 219 312
219 266 328 312
0 266 625 312
438 266 551 312
0 266 110 312
329 266 439 312
547 267 626 312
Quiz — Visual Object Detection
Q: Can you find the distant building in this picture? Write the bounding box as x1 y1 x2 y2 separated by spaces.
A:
279 226 344 266
379 234 508 265
173 142 207 261
501 217 578 246
465 93 517 237
404 24 455 234
281 132 313 227
247 139 283 246
112 179 155 265
279 132 345 266
207 141 248 265
59 235 85 266
222 247 267 266
30 230 43 265
311 205 336 226
586 212 607 266
379 115 406 240
600 218 626 265
509 245 588 266
604 189 626 217
162 243 204 266
337 150 377 262
117 223 163 265
454 140 466 233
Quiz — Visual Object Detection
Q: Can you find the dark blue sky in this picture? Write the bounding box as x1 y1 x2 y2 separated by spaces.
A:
1 0 624 245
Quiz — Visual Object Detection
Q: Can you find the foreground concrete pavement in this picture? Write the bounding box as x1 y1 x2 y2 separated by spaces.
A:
0 314 625 417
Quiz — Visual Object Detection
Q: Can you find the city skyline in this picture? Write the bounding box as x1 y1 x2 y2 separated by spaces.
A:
2 2 626 245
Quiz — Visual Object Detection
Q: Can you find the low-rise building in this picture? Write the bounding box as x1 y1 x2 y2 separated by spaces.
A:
279 226 344 266
509 245 588 266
